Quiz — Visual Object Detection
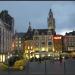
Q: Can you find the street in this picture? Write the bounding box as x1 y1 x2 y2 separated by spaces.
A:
0 59 75 75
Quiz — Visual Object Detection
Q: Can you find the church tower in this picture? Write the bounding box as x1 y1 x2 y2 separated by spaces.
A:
47 9 56 35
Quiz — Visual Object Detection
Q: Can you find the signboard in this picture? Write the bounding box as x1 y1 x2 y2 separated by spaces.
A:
54 36 61 39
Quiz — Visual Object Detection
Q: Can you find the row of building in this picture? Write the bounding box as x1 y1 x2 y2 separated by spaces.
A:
13 9 75 59
0 9 75 61
14 31 75 59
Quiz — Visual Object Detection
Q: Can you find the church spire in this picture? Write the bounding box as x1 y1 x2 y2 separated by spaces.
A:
28 21 32 32
49 9 53 18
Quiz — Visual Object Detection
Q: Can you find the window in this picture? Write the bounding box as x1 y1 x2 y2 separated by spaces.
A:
34 37 39 40
19 44 21 47
16 45 18 47
48 31 51 35
42 42 45 45
16 41 18 44
41 42 45 47
19 41 21 43
49 22 52 25
41 36 45 40
36 42 39 46
48 41 52 45
19 38 21 40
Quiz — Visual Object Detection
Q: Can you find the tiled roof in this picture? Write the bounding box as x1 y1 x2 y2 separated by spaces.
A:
33 29 48 35
24 30 33 40
24 29 48 40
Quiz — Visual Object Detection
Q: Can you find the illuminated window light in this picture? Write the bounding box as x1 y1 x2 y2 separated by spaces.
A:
42 47 45 51
53 47 55 52
30 51 32 53
2 55 5 62
19 44 21 47
30 55 33 58
36 55 39 58
48 54 50 56
31 46 33 49
12 43 14 48
28 46 30 49
19 41 21 43
0 54 5 62
25 50 28 53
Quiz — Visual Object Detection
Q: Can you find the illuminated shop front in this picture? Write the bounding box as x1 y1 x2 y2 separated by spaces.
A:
0 54 6 62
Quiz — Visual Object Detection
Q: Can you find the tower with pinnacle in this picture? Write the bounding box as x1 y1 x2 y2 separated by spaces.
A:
47 9 56 35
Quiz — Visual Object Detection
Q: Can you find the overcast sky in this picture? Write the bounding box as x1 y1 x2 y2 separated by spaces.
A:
0 1 75 35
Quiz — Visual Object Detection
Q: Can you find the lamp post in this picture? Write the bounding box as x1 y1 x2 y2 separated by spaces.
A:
45 59 46 75
27 46 30 75
45 55 47 75
27 45 33 75
64 59 66 75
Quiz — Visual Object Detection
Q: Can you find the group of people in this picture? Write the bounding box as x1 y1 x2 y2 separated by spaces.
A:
37 55 63 63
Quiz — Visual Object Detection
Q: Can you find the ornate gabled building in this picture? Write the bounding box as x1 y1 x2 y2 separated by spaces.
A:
23 9 56 59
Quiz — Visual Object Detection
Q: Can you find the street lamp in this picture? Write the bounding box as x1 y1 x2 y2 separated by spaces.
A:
63 59 66 75
45 58 47 75
44 53 47 75
27 46 31 75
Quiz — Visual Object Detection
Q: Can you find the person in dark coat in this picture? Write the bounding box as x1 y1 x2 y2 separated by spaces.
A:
59 55 62 63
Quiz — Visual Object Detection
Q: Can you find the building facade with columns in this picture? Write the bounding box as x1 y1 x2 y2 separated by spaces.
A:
0 10 14 62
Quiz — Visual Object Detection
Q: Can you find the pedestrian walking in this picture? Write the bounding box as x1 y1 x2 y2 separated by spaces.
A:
59 55 62 63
